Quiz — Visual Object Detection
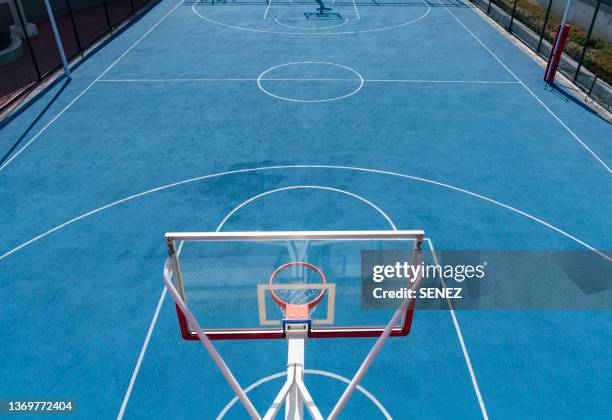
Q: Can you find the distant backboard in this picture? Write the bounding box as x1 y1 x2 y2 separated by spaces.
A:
165 231 424 340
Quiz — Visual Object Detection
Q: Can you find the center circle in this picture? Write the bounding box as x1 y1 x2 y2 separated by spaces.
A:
257 62 364 103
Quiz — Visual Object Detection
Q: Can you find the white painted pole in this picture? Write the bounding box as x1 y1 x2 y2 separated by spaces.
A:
560 0 572 26
43 0 72 79
329 238 423 419
328 299 410 420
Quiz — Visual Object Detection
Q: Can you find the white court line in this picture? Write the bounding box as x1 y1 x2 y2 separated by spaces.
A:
117 286 167 420
264 0 272 19
351 0 360 20
117 185 394 418
367 79 519 84
0 164 605 415
117 190 487 419
117 240 184 419
215 185 397 231
192 0 431 35
217 369 392 419
440 0 611 173
1 165 609 263
97 78 521 83
427 238 489 420
98 78 256 82
0 0 185 173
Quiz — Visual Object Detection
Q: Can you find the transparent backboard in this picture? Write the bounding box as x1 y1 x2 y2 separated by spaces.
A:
165 231 424 340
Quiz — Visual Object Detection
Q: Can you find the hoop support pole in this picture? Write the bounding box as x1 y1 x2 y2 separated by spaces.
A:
328 299 409 419
328 238 423 419
164 259 261 420
544 0 572 83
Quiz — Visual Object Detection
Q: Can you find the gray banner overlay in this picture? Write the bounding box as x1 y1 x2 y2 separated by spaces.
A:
361 250 612 310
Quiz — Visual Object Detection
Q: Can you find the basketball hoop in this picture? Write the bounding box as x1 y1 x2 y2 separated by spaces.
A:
269 261 327 321
164 230 425 419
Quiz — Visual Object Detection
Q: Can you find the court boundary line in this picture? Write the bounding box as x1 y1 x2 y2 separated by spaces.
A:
96 78 521 83
0 0 185 173
117 287 167 420
439 0 611 173
264 0 272 18
352 0 361 20
427 238 489 419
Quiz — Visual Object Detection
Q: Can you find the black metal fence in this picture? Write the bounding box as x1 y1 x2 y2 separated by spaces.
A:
470 0 612 110
0 0 160 113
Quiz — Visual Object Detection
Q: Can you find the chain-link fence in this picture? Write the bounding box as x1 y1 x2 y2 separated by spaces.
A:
0 0 160 113
471 0 612 110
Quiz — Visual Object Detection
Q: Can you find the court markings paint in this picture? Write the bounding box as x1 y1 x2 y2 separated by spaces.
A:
428 238 488 419
352 0 360 20
2 165 609 262
191 0 431 35
96 78 520 84
256 62 365 102
117 183 398 418
2 0 606 174
0 165 606 416
216 369 392 419
117 287 168 419
0 0 186 173
439 0 611 173
215 185 397 231
117 185 486 419
264 0 273 19
117 240 186 420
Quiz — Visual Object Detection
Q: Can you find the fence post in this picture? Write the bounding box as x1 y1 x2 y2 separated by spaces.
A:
100 0 113 32
43 0 72 79
574 0 600 81
64 0 83 56
509 0 519 31
487 0 492 13
537 0 553 53
130 0 136 13
587 75 597 95
13 0 42 80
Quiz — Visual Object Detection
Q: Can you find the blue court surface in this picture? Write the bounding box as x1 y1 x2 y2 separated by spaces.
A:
0 0 611 418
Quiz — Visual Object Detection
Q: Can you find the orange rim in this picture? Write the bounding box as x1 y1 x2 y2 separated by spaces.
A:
268 262 327 310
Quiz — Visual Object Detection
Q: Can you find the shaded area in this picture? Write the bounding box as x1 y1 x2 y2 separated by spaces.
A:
0 79 69 168
471 0 612 110
0 0 158 113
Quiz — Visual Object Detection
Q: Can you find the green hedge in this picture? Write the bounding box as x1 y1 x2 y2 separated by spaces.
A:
491 0 612 85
